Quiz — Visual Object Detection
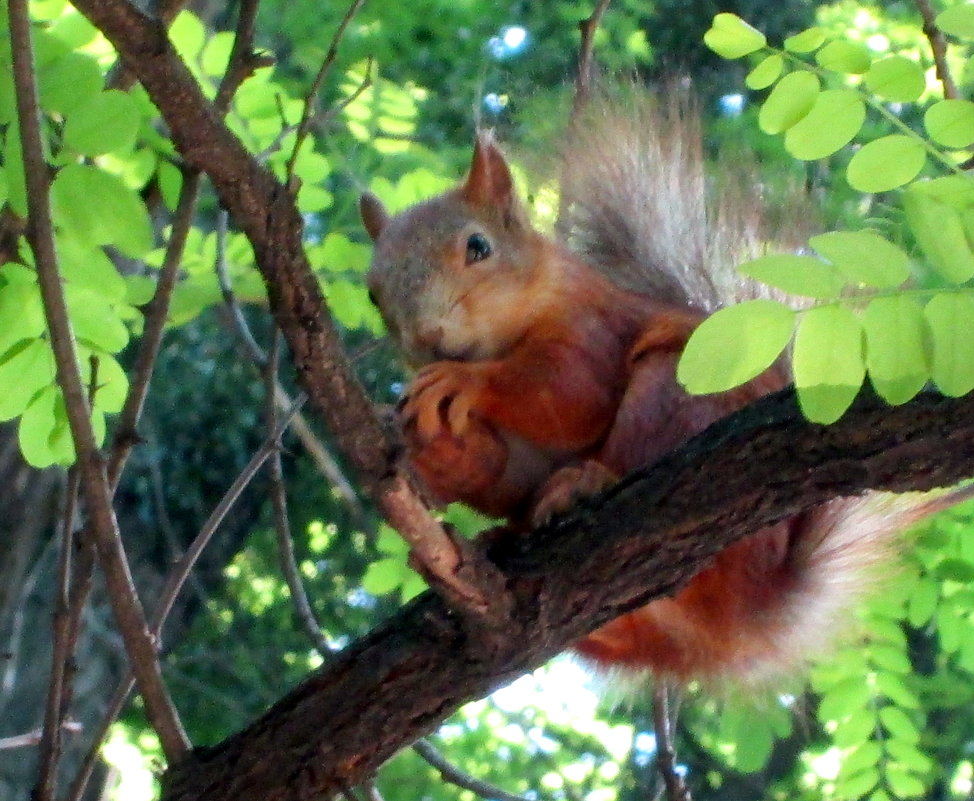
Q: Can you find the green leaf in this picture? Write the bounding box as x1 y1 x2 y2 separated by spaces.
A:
884 739 933 772
862 296 928 405
758 70 820 134
745 54 784 91
936 4 974 38
864 55 926 103
846 135 926 193
869 641 912 675
65 285 130 353
51 164 153 258
839 742 883 779
878 706 920 742
793 305 864 424
834 768 879 800
924 99 974 148
784 89 865 160
738 254 844 298
703 13 767 59
808 231 911 287
817 676 872 723
925 293 974 396
63 90 141 156
201 31 234 77
874 671 919 709
36 52 103 115
169 11 206 61
883 766 926 798
815 40 872 74
157 160 184 212
56 235 127 301
903 190 974 283
316 232 371 274
832 710 878 747
907 577 939 627
323 279 383 335
676 300 795 394
0 279 45 358
0 338 55 421
784 27 827 53
19 385 73 468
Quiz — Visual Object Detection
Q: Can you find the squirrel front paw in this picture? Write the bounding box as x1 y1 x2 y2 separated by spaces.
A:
400 362 488 442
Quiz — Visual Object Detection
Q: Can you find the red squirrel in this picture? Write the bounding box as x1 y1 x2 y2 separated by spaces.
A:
360 96 968 683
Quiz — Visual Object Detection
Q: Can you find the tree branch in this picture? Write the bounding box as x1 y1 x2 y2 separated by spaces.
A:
159 387 974 801
9 0 189 761
68 0 514 631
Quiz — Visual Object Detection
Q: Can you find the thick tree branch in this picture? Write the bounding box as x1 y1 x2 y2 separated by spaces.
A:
69 0 513 629
159 387 974 801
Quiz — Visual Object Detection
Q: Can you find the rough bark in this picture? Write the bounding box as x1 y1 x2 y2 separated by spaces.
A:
158 387 974 801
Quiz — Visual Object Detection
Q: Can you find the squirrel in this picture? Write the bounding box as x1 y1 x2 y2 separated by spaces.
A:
359 94 971 683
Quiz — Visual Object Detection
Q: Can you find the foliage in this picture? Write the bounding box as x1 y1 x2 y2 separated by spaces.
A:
679 8 974 423
5 2 974 801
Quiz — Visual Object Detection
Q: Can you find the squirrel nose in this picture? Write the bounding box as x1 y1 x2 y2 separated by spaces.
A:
415 326 444 352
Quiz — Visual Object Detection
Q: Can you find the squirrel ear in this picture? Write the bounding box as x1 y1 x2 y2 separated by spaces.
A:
463 132 514 211
360 192 389 241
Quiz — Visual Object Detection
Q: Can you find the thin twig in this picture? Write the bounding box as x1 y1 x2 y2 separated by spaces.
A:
8 0 189 761
412 739 535 801
214 0 274 113
284 0 367 180
64 395 306 801
214 210 366 520
652 682 691 801
914 0 959 100
0 721 82 751
315 56 373 130
31 468 80 801
573 0 613 114
106 168 202 492
265 330 334 657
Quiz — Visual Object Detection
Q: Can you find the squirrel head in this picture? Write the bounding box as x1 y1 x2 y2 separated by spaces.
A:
361 134 551 367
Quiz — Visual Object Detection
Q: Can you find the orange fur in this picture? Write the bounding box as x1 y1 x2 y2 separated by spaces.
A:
361 114 958 683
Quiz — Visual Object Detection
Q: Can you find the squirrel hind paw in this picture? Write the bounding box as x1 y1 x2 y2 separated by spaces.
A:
531 460 618 528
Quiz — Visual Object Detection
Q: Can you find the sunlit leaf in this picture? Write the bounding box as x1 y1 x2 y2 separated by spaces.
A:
904 190 974 283
51 164 153 258
784 26 827 52
63 90 141 155
862 296 928 405
745 54 784 90
815 39 871 73
846 135 926 192
936 4 974 38
864 55 925 102
0 338 55 421
925 293 974 396
758 70 820 134
878 706 920 742
677 300 795 394
784 89 865 160
793 305 864 424
808 231 911 287
924 99 974 148
738 253 843 297
704 13 767 59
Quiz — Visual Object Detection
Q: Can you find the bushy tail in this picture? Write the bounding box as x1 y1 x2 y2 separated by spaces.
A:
556 89 806 312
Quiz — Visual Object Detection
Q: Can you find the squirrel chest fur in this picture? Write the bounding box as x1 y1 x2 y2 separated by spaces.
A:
360 104 911 683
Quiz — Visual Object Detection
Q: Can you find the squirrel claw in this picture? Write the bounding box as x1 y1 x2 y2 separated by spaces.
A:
531 460 618 528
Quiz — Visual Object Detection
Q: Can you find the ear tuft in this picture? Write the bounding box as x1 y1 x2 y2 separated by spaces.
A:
360 192 389 241
462 131 515 211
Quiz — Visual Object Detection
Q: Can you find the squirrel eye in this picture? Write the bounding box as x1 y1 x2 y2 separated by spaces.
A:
465 233 492 265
